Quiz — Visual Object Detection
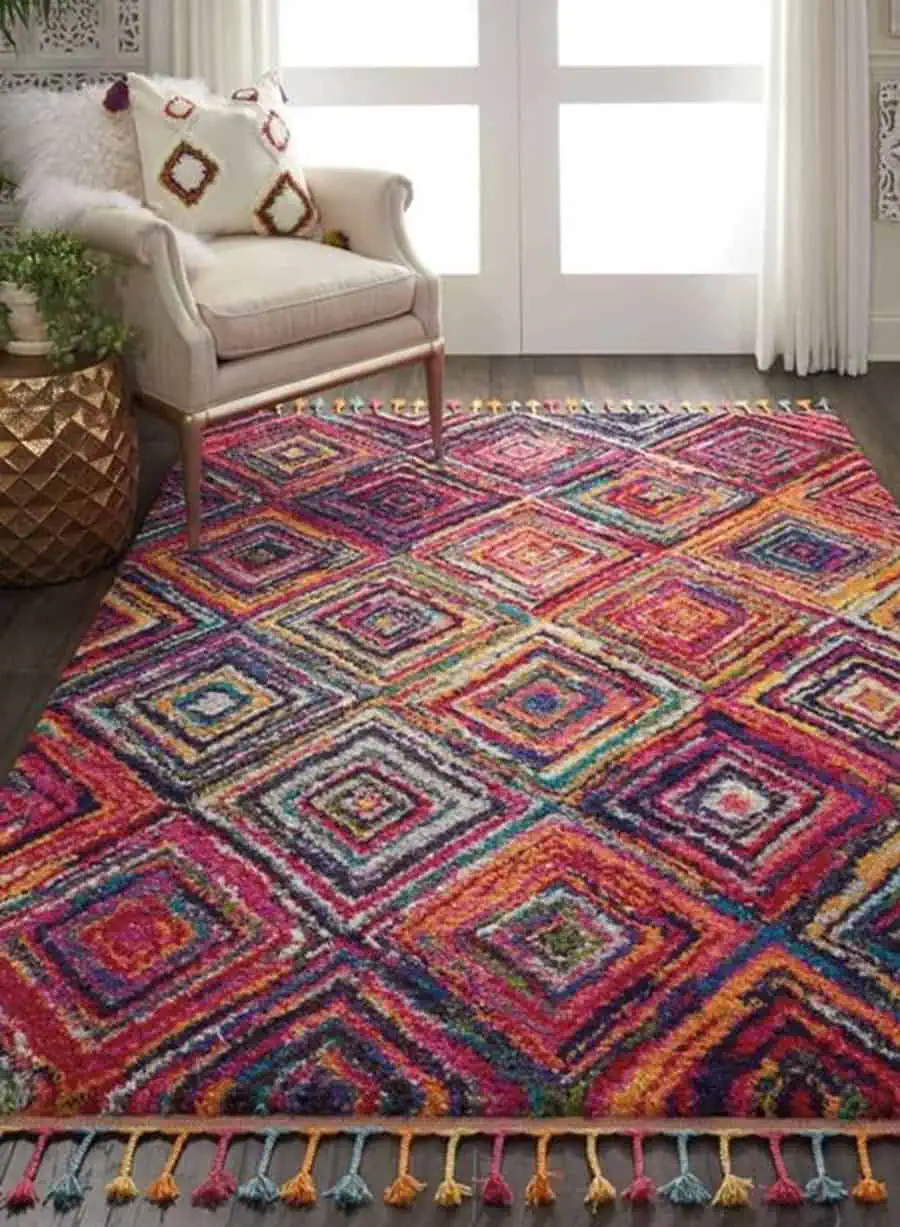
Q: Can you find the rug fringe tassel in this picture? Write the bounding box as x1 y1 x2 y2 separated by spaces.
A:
622 1131 656 1204
279 1131 321 1207
293 395 835 419
659 1131 711 1205
3 1129 52 1211
524 1132 557 1207
711 1132 753 1208
46 1129 96 1213
237 1129 280 1207
764 1135 806 1205
383 1131 426 1207
584 1133 616 1210
323 1128 376 1211
145 1131 188 1207
481 1133 514 1206
191 1130 236 1208
434 1131 472 1207
805 1133 848 1205
0 1124 892 1213
106 1130 143 1204
853 1134 888 1204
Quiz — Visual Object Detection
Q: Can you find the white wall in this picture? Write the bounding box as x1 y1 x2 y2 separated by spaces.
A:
870 0 900 358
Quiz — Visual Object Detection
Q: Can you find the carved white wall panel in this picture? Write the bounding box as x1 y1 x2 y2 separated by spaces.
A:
879 81 900 221
38 0 101 56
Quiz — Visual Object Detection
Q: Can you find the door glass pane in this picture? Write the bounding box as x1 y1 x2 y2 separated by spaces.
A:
289 106 480 275
559 103 764 275
279 0 479 67
559 0 768 67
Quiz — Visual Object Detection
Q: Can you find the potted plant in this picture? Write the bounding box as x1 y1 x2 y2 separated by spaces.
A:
0 230 131 366
0 1 72 46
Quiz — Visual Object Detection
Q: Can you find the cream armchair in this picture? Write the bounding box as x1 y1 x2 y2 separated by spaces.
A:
74 167 444 547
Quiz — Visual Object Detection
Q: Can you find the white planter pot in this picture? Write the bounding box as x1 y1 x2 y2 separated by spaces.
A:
0 282 52 357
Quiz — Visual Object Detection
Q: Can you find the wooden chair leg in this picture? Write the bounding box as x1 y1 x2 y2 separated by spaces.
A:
179 417 204 549
425 346 445 462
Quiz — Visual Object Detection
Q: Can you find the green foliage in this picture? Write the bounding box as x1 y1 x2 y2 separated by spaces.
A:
0 230 132 368
0 0 72 46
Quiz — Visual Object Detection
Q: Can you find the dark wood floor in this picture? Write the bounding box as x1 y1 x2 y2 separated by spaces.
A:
2 356 899 1225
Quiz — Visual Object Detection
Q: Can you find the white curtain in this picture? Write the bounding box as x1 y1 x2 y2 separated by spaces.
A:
169 0 278 96
756 0 871 376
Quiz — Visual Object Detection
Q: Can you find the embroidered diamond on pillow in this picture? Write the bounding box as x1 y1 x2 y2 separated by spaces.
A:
159 140 219 206
255 171 316 236
262 110 291 153
164 95 196 121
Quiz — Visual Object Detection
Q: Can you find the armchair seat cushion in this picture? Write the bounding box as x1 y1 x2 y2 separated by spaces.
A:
192 235 417 360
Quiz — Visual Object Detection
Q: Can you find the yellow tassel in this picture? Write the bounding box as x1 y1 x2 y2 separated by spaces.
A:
584 1133 616 1209
106 1131 142 1204
434 1132 472 1207
712 1135 753 1208
280 1132 322 1207
853 1136 888 1204
525 1134 557 1208
145 1133 188 1206
585 1175 616 1208
384 1132 426 1207
712 1173 754 1208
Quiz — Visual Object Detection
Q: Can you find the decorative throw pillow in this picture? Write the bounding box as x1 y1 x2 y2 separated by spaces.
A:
127 72 320 239
0 76 210 195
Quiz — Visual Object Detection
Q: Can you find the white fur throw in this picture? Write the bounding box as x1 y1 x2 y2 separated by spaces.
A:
0 77 215 275
15 176 217 275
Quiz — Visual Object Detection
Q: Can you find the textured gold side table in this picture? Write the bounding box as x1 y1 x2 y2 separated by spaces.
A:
0 353 138 587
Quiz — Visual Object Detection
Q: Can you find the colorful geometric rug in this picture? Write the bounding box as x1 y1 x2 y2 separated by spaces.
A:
1 397 898 1213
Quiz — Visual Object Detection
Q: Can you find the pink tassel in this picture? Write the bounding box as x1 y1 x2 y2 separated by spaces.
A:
765 1136 805 1206
623 1132 655 1204
192 1133 237 1208
481 1134 513 1207
5 1131 52 1210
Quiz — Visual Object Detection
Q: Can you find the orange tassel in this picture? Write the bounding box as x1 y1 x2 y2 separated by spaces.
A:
280 1132 322 1207
524 1133 557 1208
853 1135 887 1204
145 1133 188 1206
384 1132 426 1207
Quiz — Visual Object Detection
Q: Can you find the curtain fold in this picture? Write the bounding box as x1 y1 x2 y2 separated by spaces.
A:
169 0 278 95
756 0 871 376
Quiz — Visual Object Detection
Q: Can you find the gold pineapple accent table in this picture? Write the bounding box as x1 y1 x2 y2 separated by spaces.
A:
0 353 138 587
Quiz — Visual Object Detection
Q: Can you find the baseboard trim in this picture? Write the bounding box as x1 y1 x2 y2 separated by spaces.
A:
869 314 900 361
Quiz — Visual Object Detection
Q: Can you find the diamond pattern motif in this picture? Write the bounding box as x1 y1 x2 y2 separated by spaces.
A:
1 400 898 1123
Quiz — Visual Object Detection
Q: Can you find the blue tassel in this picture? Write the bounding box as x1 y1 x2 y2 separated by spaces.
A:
659 1133 712 1206
805 1134 848 1205
237 1130 280 1206
45 1130 97 1213
324 1129 378 1211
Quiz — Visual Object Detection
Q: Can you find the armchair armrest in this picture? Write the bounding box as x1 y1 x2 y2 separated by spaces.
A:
304 167 442 339
70 205 217 412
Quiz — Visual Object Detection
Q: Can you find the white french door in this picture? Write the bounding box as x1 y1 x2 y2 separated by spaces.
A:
278 1 769 355
520 0 769 353
278 0 520 353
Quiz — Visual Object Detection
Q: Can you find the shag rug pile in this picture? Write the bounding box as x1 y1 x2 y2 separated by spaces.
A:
2 397 898 1132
